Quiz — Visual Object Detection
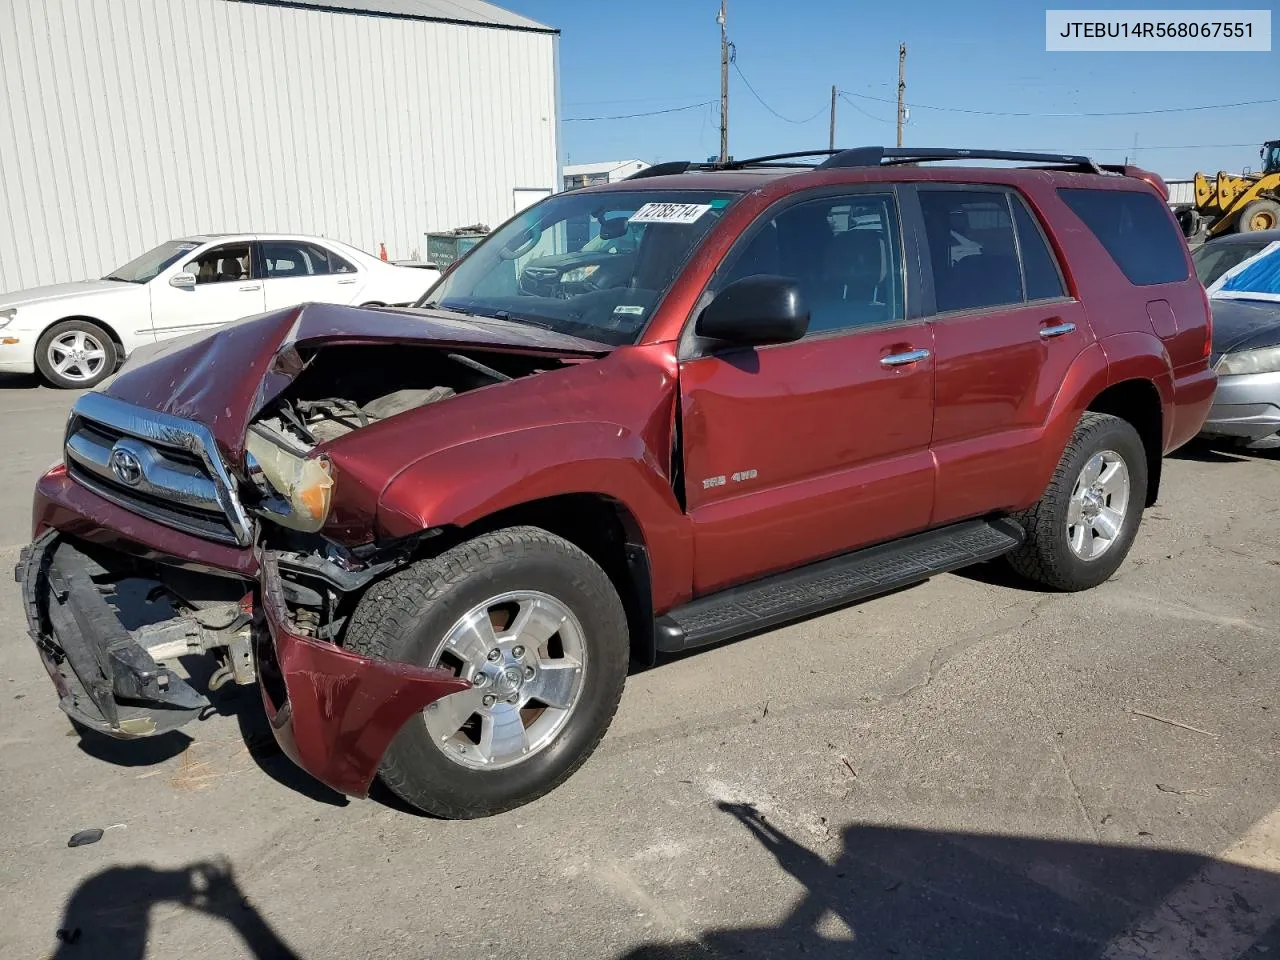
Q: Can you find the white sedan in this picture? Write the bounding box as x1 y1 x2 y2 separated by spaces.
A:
0 234 441 388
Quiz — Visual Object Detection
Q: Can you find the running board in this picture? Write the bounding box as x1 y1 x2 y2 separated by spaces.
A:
655 519 1024 653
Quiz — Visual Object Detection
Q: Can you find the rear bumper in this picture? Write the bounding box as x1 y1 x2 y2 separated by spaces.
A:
1197 370 1280 442
1166 365 1218 452
255 550 469 797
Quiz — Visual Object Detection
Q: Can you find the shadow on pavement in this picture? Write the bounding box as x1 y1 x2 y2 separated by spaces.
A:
0 372 42 390
69 655 348 808
1168 439 1251 463
950 557 1045 592
54 859 300 959
617 802 1280 960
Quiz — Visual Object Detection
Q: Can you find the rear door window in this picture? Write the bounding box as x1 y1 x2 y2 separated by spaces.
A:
1058 188 1188 285
917 190 1025 312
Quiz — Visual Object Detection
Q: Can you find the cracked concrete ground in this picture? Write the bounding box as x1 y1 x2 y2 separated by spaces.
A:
1 377 1278 960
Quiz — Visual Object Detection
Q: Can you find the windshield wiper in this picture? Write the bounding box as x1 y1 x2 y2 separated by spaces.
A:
419 300 475 316
102 275 138 283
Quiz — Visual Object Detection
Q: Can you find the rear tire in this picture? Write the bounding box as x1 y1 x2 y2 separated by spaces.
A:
1239 198 1280 234
344 526 629 818
35 320 118 389
1007 413 1148 591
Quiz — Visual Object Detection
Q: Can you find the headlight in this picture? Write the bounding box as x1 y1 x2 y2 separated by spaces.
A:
0 308 15 329
244 432 335 532
1216 345 1280 376
561 264 600 284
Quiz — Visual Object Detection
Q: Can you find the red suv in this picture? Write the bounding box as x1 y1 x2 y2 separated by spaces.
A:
17 147 1215 818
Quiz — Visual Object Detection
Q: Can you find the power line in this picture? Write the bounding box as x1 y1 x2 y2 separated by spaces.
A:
839 90 1280 118
1021 141 1259 151
731 59 827 125
564 100 717 122
838 93 895 124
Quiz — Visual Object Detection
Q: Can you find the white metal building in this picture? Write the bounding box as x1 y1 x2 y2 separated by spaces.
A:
0 0 560 293
562 160 650 190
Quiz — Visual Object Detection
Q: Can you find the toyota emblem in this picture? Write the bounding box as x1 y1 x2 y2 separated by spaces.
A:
108 446 143 486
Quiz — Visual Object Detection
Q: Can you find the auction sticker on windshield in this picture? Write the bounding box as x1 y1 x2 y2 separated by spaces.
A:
629 202 712 224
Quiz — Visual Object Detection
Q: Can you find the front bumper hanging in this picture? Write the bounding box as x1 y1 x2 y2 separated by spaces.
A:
256 549 470 797
16 532 210 737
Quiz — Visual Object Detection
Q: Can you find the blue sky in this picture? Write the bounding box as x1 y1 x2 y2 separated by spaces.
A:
500 0 1278 179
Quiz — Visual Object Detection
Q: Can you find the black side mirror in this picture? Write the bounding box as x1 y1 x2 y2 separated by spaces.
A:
696 275 809 347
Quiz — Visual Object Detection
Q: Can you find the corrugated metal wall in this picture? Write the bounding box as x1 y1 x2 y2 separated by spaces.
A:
0 0 558 293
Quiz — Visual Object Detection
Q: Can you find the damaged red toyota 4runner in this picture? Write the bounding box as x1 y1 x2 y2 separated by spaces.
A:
17 147 1215 819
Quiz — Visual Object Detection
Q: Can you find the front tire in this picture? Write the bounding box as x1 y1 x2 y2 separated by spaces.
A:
1007 413 1148 591
344 526 629 818
1239 198 1280 234
35 320 118 388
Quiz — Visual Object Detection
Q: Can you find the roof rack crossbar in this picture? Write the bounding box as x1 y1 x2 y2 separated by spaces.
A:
819 147 1102 174
624 160 712 181
721 150 843 168
624 147 1110 182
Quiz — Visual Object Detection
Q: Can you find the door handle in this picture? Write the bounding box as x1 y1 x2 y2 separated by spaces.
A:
1039 321 1076 339
337 278 357 285
880 348 931 367
239 284 262 292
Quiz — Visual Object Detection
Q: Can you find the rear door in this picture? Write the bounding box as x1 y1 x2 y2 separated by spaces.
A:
261 239 366 309
678 188 937 595
148 240 266 339
905 184 1090 524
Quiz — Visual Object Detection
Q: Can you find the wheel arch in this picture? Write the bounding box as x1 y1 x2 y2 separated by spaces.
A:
416 493 660 669
45 314 126 361
1085 378 1164 506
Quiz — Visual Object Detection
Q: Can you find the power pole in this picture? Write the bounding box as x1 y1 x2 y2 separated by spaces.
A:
718 0 729 163
829 85 837 151
896 42 907 148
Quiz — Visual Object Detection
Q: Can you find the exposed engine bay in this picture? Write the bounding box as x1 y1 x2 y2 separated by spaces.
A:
242 344 567 532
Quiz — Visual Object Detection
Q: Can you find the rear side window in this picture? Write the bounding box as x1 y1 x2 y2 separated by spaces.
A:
1058 188 1188 285
917 190 1024 312
1011 197 1066 300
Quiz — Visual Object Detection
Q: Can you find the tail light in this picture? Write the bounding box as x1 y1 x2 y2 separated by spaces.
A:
1200 284 1213 361
1122 165 1170 201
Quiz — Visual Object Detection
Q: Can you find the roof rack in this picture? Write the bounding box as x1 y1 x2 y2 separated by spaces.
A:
818 147 1103 174
625 151 845 180
623 147 1109 181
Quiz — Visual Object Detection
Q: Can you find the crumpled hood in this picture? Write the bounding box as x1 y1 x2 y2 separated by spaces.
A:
99 301 608 466
0 279 132 309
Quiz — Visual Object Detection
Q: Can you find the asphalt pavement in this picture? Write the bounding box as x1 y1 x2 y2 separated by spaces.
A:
1 372 1278 960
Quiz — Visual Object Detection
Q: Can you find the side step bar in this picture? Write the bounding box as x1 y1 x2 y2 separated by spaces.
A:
655 519 1024 653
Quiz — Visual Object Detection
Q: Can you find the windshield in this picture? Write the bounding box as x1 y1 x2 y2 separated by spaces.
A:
1263 143 1280 175
419 190 740 345
1193 241 1268 287
105 239 203 283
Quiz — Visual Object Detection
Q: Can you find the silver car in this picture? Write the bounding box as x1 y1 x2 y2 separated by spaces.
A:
1194 230 1280 450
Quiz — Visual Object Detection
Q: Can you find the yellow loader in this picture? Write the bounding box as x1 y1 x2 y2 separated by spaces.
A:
1190 140 1280 238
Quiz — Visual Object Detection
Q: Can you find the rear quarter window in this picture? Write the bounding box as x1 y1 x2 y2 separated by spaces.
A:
1058 187 1188 286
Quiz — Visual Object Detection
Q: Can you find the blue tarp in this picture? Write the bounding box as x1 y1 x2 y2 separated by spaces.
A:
1210 241 1280 303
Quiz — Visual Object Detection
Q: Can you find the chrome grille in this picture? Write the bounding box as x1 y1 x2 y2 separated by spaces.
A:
64 393 252 546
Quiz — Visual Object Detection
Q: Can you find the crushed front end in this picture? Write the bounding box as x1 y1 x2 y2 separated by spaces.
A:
16 311 585 797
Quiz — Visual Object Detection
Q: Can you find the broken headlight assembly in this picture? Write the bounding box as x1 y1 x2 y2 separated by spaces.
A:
244 434 335 533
